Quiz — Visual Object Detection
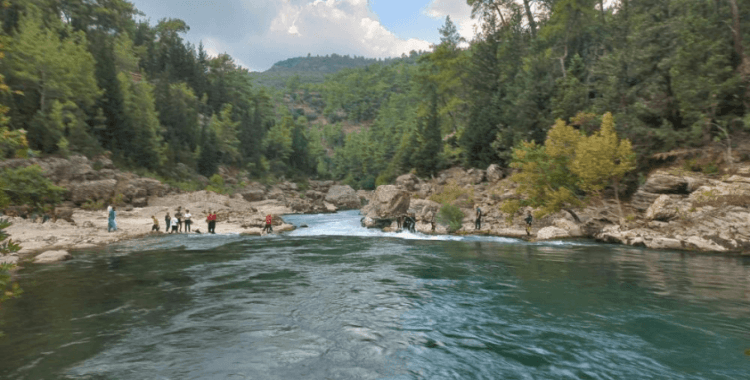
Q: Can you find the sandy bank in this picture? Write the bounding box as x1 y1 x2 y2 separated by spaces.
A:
2 191 297 264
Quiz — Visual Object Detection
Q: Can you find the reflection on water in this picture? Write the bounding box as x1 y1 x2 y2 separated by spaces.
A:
0 211 748 379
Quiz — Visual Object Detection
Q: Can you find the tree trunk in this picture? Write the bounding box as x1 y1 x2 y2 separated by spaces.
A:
559 44 568 77
522 0 537 38
613 178 624 226
728 0 750 79
563 208 581 223
492 3 507 27
599 0 606 25
40 71 46 112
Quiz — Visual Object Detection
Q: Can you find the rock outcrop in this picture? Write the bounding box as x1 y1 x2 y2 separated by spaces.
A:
361 185 410 228
34 250 73 263
325 185 360 210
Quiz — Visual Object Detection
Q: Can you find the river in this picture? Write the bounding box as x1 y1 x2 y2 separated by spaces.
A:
1 210 749 379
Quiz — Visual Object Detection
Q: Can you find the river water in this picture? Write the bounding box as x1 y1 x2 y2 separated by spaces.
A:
1 210 749 379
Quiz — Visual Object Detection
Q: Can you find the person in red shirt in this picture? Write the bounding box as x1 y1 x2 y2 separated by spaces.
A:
206 210 216 234
263 214 273 234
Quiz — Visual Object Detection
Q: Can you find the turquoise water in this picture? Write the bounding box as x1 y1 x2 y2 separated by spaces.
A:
1 210 749 379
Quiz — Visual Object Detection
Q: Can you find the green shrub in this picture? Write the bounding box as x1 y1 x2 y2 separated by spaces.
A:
436 203 464 232
0 165 66 210
429 181 472 205
110 193 126 207
500 199 521 224
0 219 23 338
81 199 106 210
703 163 719 175
206 174 227 194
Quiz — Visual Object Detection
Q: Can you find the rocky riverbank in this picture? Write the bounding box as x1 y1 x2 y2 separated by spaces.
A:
358 163 750 255
0 155 366 265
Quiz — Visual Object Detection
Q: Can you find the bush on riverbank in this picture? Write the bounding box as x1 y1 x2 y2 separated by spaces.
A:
437 203 464 232
429 181 473 207
0 219 22 338
0 165 66 211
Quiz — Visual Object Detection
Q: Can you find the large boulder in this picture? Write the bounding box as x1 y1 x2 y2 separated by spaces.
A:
34 250 72 264
0 255 18 265
410 199 441 224
67 179 117 205
553 218 582 237
361 185 410 219
645 194 684 221
486 164 504 183
536 226 570 240
395 173 421 191
641 171 691 194
325 185 360 210
309 180 335 193
54 207 75 223
630 171 693 211
241 188 266 202
129 177 168 197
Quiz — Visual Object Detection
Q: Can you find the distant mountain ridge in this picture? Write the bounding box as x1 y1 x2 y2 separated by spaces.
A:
265 54 382 74
252 53 422 89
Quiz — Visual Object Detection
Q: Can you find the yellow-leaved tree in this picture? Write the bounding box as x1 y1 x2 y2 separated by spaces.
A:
502 112 636 226
502 119 584 222
570 112 636 223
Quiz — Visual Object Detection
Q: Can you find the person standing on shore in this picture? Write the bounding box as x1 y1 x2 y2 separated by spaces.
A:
206 210 216 234
184 209 192 232
108 206 117 232
151 215 160 232
165 212 171 232
171 214 179 234
263 214 273 234
211 211 217 233
525 211 533 236
175 207 183 233
475 206 482 230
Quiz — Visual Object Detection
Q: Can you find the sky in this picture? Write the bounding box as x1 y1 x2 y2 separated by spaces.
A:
128 0 477 72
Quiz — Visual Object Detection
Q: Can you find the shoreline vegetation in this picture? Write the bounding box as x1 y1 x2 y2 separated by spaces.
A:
4 148 750 272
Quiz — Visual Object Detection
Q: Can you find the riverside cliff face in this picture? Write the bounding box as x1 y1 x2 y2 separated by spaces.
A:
359 165 750 254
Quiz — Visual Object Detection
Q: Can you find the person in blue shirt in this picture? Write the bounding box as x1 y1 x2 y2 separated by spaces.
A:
108 206 117 232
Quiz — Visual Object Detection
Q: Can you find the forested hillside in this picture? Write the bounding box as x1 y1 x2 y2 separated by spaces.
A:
295 0 750 190
1 0 749 194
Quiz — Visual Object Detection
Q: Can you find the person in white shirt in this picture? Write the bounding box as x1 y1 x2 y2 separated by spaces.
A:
184 210 192 232
171 216 179 233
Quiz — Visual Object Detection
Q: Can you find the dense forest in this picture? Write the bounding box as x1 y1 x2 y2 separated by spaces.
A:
1 0 749 193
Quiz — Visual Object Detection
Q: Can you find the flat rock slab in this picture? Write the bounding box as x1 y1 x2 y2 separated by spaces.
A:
0 255 19 265
34 250 73 264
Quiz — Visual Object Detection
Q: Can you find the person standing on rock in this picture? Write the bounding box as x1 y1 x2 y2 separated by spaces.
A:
475 207 482 230
108 206 117 232
263 214 273 234
171 214 179 234
165 212 171 232
525 211 533 236
184 209 192 232
151 215 160 232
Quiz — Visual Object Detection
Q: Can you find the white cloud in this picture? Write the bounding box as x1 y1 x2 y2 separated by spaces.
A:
258 0 432 64
424 0 478 43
